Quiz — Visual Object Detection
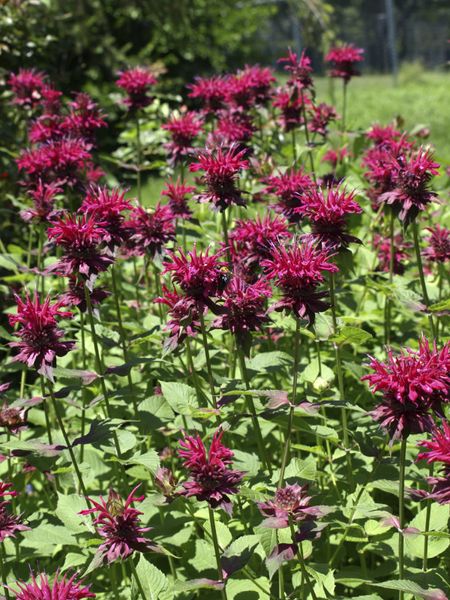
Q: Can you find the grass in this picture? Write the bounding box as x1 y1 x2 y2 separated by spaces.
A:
315 71 450 162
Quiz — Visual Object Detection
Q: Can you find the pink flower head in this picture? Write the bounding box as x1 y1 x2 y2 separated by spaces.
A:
298 185 362 250
116 67 157 111
379 147 439 224
162 111 203 165
188 75 229 113
257 484 321 528
212 276 271 345
62 92 107 142
81 186 133 249
322 147 349 169
273 87 310 132
80 485 159 564
179 429 244 514
161 178 195 219
61 276 109 313
278 49 313 89
229 213 291 275
8 69 47 108
418 422 450 504
308 103 338 137
125 203 175 258
262 240 338 323
47 213 114 283
373 232 411 275
8 293 74 381
190 144 249 212
325 44 364 83
367 123 403 146
213 108 255 146
29 113 64 144
234 65 275 106
11 571 95 599
20 180 62 223
423 225 450 264
155 286 203 351
17 138 93 188
362 338 450 440
163 246 228 305
264 168 314 223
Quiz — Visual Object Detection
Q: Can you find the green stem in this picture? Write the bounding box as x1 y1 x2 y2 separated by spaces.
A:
289 517 318 600
237 343 272 475
412 221 436 339
221 211 231 266
291 129 297 162
199 311 216 407
423 462 434 571
79 310 87 463
186 337 208 406
111 266 137 414
83 285 123 459
0 543 10 600
300 89 316 181
385 209 395 346
398 438 407 599
129 557 147 600
278 318 300 486
208 507 227 600
341 81 348 133
135 116 142 204
46 381 90 509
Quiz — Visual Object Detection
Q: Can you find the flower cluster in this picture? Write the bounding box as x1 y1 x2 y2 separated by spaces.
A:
11 571 95 599
264 168 314 223
423 225 450 264
125 204 175 258
418 422 450 504
162 112 203 165
116 67 157 111
325 45 364 83
161 178 195 219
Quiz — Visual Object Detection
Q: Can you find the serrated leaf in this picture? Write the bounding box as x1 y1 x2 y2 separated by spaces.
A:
160 381 197 415
371 579 448 600
56 493 87 533
127 450 160 475
330 326 372 347
135 556 172 600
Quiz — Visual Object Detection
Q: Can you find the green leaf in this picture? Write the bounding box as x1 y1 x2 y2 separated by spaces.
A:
135 556 172 600
371 579 447 599
406 504 450 559
160 381 197 415
56 493 87 533
127 450 160 475
283 455 317 481
429 298 450 313
246 351 292 372
21 523 77 554
330 326 372 347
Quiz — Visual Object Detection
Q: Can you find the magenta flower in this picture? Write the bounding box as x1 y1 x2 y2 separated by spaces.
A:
230 65 275 106
262 241 338 324
161 178 195 219
212 277 271 346
11 571 95 599
308 103 338 137
162 112 203 166
367 123 403 146
257 484 322 528
187 75 228 113
20 180 62 224
418 422 450 504
81 186 133 249
213 108 255 146
362 338 450 440
62 276 109 313
62 92 107 142
278 49 313 89
379 147 439 224
116 67 157 111
373 232 411 275
125 203 175 258
8 293 75 380
156 286 202 350
80 486 161 564
264 168 314 223
229 214 291 275
325 44 364 83
190 144 249 212
322 147 349 170
273 87 309 133
298 185 362 251
423 225 450 264
29 113 64 144
47 213 114 284
163 246 228 305
179 429 244 514
8 69 47 108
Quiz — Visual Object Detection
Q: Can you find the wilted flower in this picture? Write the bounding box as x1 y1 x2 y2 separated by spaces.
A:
179 429 244 514
423 225 450 264
379 147 439 225
81 186 133 249
262 241 338 324
257 484 322 528
418 422 450 504
278 49 313 89
8 293 75 380
47 213 114 284
116 67 157 111
125 204 175 258
155 287 202 350
8 69 47 108
0 402 27 433
161 178 195 219
229 213 291 275
325 44 364 83
362 338 450 440
163 246 228 305
188 75 228 113
373 232 411 275
11 571 95 599
298 185 362 251
190 144 249 212
80 486 161 564
162 112 203 165
308 103 338 137
264 168 314 223
20 180 62 223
